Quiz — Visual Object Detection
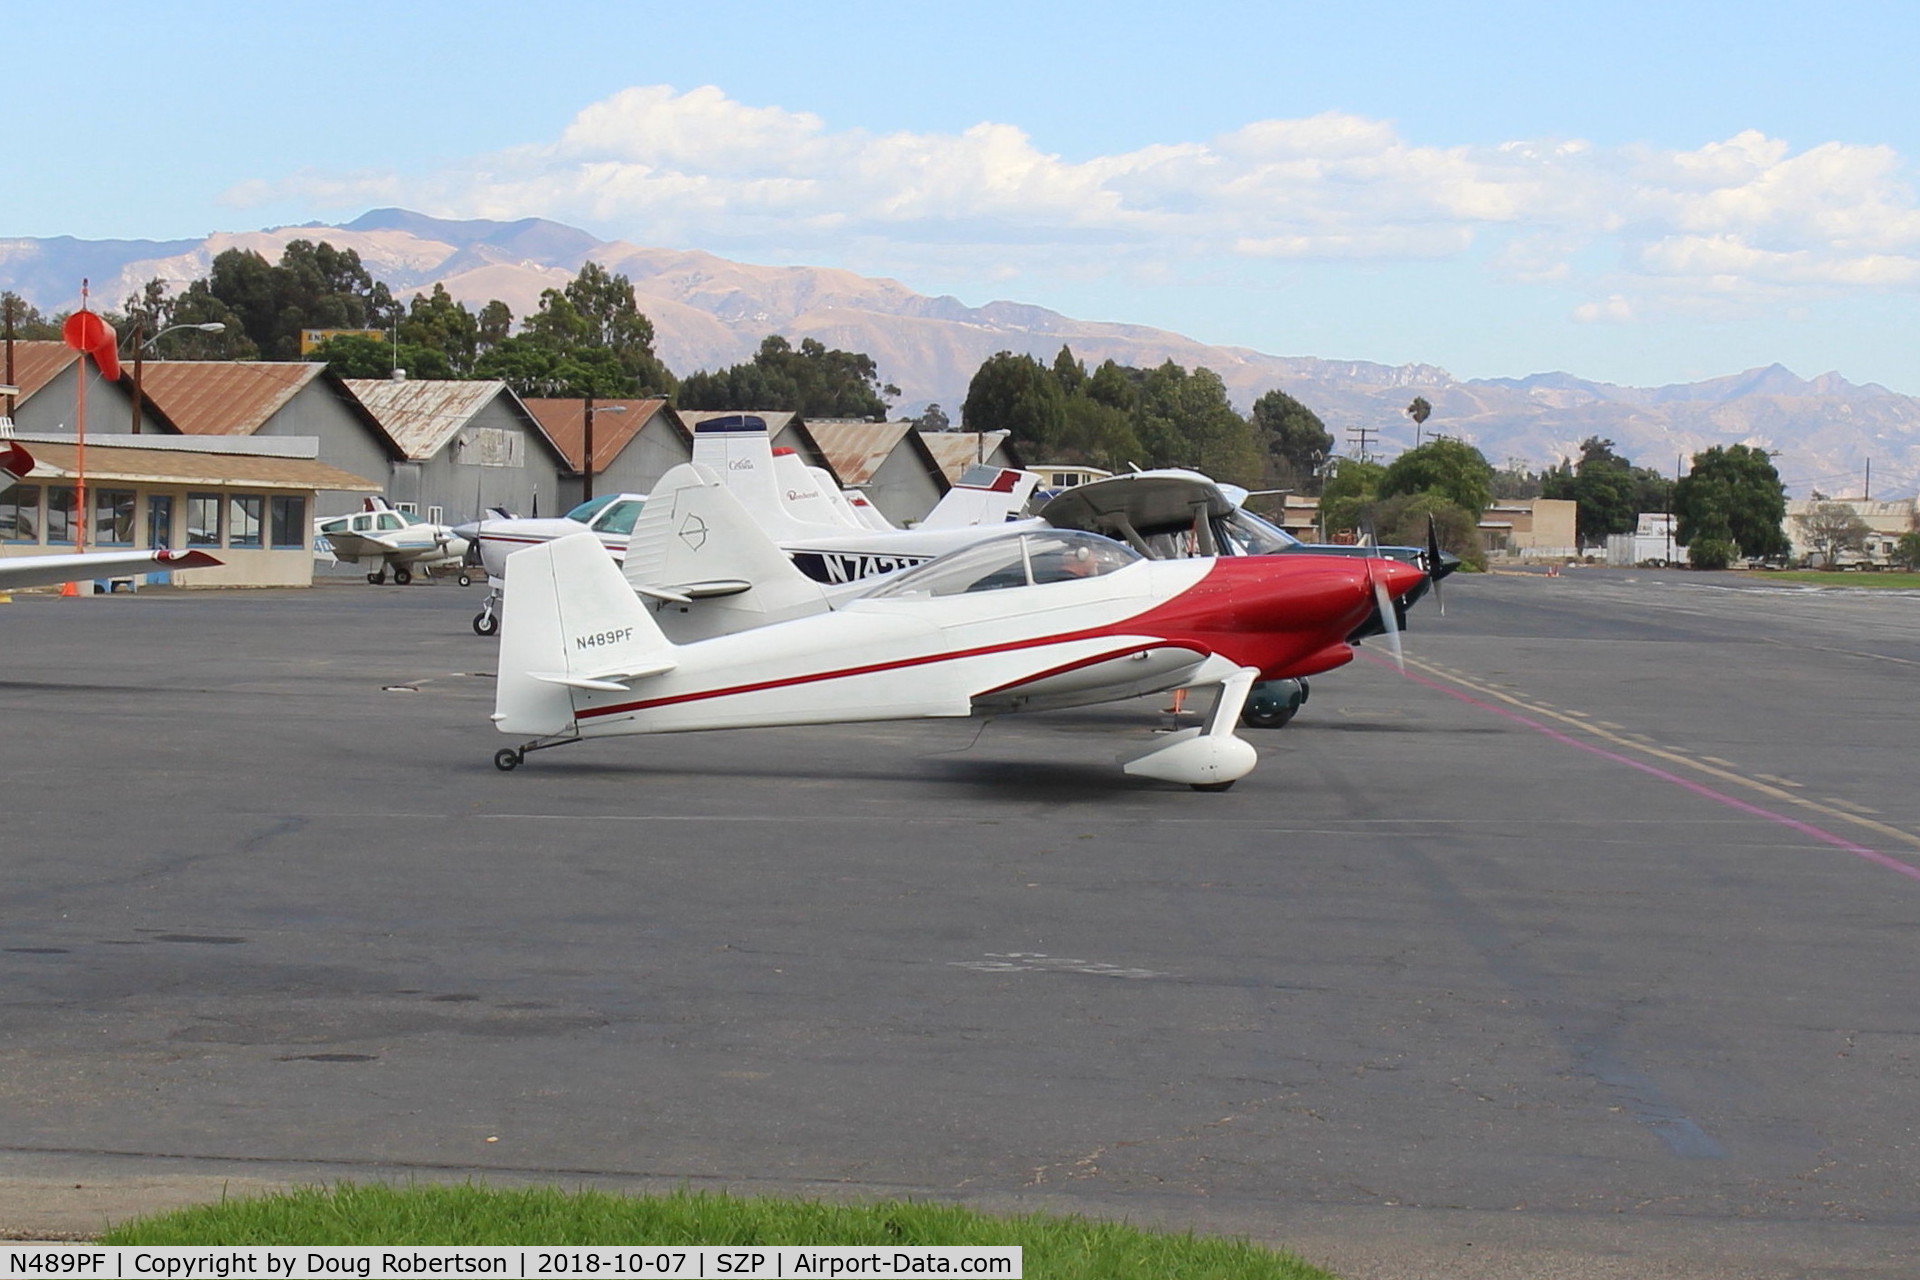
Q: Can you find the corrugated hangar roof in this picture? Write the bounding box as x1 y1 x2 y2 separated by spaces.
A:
16 438 381 491
921 431 1015 484
3 341 81 401
137 361 328 435
523 397 670 474
344 378 513 460
804 420 911 487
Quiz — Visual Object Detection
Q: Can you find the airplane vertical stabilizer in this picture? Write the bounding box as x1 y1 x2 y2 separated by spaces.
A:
495 532 674 736
918 466 1041 529
769 449 860 528
622 463 831 639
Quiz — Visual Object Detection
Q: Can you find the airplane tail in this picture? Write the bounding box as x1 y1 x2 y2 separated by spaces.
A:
494 532 676 736
918 465 1040 529
621 463 830 640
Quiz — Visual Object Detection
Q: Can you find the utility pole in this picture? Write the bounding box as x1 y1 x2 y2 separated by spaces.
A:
1346 425 1378 463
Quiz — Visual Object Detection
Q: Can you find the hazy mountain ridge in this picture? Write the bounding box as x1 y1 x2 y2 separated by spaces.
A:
4 211 1915 497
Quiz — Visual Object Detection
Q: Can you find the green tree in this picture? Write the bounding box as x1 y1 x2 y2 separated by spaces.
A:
1 292 62 339
1130 361 1264 486
676 335 894 418
1379 437 1494 517
397 283 482 375
518 263 674 396
1250 388 1334 495
1893 530 1920 571
963 351 1067 454
1317 457 1386 539
1674 444 1789 561
1051 344 1087 397
912 403 951 432
1365 490 1485 571
209 240 395 360
1795 501 1873 568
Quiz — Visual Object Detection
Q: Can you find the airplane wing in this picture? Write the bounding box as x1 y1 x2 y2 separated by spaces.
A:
2 441 32 485
0 548 222 593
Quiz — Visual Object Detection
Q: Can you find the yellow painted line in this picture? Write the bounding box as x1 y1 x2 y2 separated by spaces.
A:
1403 654 1920 856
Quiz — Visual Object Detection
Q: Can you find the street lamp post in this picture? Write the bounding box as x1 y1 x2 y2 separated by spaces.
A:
128 321 225 434
581 397 627 502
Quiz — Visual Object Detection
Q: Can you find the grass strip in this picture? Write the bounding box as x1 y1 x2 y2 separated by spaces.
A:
99 1183 1340 1280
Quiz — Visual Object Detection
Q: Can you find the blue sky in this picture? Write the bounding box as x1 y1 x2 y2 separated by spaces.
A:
14 0 1920 393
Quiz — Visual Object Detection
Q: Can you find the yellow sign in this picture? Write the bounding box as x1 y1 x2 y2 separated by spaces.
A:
299 328 388 355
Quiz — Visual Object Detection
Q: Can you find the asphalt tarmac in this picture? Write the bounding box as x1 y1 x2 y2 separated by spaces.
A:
2 568 1916 1279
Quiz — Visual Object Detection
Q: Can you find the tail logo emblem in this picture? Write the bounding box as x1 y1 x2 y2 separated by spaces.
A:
677 514 709 551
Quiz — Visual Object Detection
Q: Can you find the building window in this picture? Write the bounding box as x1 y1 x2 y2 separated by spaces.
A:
395 501 418 515
93 488 136 546
426 505 443 524
269 495 306 549
47 486 78 544
186 493 222 547
1 484 40 542
148 494 173 548
228 495 263 548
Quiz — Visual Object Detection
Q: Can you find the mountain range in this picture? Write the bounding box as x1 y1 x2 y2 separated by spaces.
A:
4 209 1915 498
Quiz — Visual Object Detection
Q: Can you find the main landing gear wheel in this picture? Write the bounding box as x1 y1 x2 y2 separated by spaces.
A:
367 569 387 585
472 611 499 637
457 572 473 587
494 748 522 771
393 566 413 585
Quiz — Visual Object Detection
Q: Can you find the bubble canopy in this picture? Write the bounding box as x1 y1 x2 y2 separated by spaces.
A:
864 530 1142 599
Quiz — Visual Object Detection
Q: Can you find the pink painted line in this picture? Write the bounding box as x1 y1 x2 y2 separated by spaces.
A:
1389 661 1920 884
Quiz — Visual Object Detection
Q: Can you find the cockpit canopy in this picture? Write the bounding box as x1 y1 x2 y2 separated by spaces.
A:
865 530 1140 599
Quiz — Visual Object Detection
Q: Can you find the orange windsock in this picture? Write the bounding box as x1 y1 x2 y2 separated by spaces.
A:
62 310 121 381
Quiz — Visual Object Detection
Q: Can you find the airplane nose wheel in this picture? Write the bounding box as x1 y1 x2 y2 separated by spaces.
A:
493 748 523 771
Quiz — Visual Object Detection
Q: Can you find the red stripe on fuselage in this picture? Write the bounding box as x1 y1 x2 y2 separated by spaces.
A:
574 555 1410 721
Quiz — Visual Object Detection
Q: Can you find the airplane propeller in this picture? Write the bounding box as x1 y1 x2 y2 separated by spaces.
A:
1359 518 1406 675
1426 514 1446 617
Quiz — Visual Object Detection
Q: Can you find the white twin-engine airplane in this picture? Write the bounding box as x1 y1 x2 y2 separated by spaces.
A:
457 413 1041 634
314 496 473 585
488 463 1427 790
0 443 223 591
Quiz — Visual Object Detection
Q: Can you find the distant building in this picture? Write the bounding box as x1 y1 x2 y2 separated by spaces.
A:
1480 498 1577 559
918 431 1025 485
1785 497 1917 568
344 378 569 525
3 432 378 587
805 419 949 526
522 397 682 511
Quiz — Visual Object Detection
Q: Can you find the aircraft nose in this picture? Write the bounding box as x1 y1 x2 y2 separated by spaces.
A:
452 521 481 540
1377 557 1427 601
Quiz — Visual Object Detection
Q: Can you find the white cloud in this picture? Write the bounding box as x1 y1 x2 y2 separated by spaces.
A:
225 85 1920 315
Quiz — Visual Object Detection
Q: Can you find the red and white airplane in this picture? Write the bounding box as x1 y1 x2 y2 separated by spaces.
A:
0 443 222 591
488 463 1426 790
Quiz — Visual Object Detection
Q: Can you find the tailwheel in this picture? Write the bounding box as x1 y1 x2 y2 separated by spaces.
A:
493 748 523 772
393 566 413 585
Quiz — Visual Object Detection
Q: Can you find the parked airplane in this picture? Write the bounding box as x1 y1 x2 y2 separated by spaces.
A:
1039 468 1459 726
314 497 473 585
0 444 223 590
455 415 1040 634
486 464 1428 790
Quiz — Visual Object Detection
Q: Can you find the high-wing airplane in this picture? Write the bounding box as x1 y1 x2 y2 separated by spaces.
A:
0 444 223 590
454 415 1041 635
486 463 1428 790
314 496 473 585
1038 468 1459 726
